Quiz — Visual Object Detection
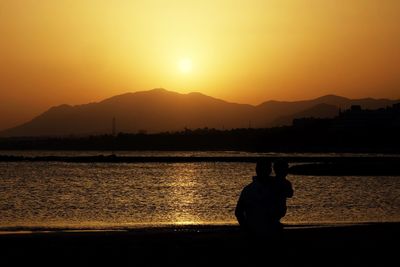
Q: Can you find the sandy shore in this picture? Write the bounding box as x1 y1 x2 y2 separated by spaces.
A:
1 223 398 266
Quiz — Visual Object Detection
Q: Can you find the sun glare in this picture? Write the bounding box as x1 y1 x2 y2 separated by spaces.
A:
178 58 193 74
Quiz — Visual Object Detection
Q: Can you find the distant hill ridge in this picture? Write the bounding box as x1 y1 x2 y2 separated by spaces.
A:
1 88 398 137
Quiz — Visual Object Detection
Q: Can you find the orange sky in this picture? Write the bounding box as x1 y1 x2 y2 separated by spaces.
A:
1 0 400 130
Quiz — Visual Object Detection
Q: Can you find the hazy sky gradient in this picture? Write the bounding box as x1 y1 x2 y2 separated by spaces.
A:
1 0 399 130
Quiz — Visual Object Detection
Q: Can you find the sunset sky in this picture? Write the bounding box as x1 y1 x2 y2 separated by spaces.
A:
1 0 400 130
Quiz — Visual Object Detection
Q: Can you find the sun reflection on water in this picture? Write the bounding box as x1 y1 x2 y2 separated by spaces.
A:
163 163 201 225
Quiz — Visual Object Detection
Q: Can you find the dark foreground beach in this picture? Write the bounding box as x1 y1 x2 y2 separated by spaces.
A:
1 223 398 267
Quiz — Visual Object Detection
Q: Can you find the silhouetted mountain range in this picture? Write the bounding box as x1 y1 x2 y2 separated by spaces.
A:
1 88 398 137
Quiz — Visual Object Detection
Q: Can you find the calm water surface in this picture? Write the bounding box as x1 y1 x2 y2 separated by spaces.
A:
0 160 399 230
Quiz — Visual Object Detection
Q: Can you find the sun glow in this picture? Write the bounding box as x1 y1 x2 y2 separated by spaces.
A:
0 0 399 132
178 58 193 74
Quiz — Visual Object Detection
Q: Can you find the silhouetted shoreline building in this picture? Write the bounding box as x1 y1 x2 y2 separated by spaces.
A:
293 104 400 130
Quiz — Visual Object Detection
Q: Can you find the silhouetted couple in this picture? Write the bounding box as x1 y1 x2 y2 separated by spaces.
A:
235 159 293 240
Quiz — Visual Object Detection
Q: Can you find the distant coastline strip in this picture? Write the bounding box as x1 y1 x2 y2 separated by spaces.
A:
2 155 400 176
0 155 399 163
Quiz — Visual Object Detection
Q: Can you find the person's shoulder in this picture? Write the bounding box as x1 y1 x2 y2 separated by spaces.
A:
242 179 257 193
244 180 256 190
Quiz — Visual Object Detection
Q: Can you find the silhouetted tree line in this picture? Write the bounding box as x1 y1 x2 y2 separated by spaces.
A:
0 125 399 153
1 104 399 153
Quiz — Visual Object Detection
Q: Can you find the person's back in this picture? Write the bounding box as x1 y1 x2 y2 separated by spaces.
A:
235 160 282 237
273 160 294 220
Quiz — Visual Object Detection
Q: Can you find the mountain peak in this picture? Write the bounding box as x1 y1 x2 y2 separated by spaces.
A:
315 94 349 101
150 87 168 91
100 88 175 104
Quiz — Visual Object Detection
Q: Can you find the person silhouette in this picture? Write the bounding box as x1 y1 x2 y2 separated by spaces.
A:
235 160 282 239
273 159 294 221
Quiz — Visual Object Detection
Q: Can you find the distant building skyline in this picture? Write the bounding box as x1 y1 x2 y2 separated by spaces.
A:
293 103 400 129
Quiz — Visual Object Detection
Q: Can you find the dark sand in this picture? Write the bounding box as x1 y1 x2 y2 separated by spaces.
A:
1 223 398 266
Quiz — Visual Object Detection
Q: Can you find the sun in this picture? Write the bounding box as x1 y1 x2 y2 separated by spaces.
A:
178 58 193 74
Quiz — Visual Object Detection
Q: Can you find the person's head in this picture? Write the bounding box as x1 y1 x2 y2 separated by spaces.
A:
273 159 289 178
255 160 272 177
